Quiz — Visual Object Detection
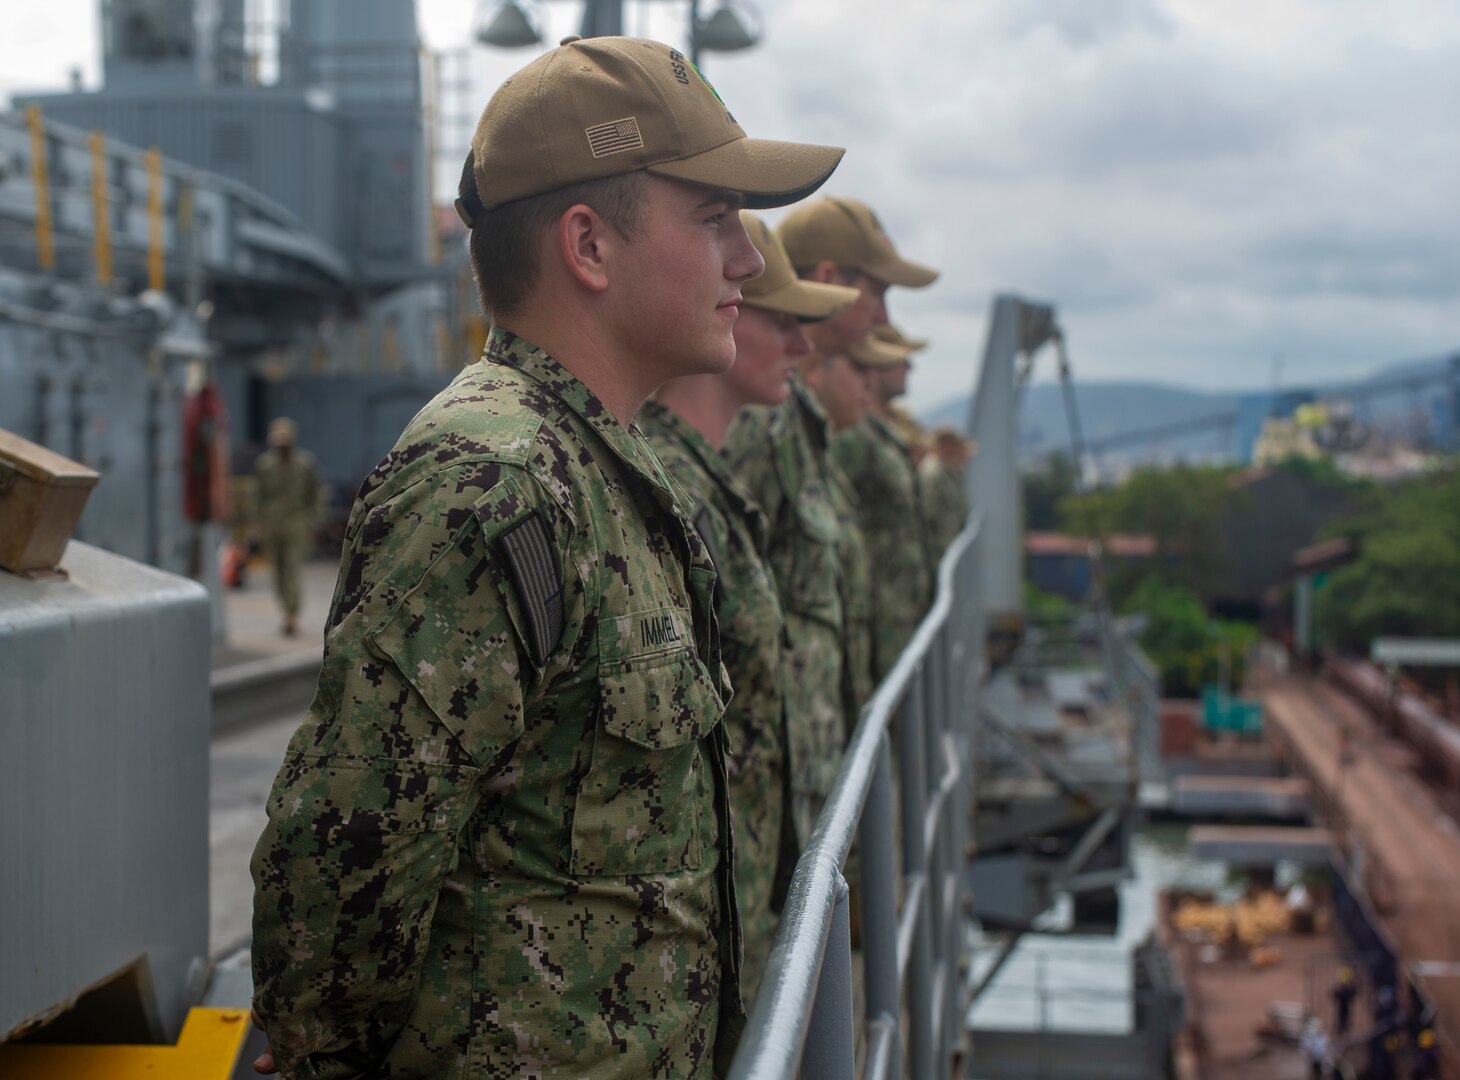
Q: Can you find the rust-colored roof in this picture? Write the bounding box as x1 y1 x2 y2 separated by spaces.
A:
1290 536 1356 572
1024 531 1157 557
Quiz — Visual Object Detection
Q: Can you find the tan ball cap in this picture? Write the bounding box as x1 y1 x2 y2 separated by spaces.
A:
267 417 298 447
740 212 859 320
779 196 939 287
846 333 913 370
873 322 929 352
459 37 844 216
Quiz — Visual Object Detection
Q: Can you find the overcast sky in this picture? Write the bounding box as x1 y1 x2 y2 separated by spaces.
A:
4 0 1457 415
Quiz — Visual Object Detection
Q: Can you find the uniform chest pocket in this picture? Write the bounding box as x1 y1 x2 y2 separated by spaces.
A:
569 634 726 878
785 497 843 630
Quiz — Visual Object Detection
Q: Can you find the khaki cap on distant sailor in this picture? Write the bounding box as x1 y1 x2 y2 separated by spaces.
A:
267 417 298 447
456 36 844 219
873 322 929 352
846 332 913 370
779 196 939 287
741 212 859 320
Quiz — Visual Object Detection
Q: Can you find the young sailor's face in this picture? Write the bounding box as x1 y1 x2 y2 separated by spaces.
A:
726 306 810 408
611 176 764 381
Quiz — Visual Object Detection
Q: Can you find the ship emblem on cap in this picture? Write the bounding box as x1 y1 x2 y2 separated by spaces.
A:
586 116 645 158
690 60 725 106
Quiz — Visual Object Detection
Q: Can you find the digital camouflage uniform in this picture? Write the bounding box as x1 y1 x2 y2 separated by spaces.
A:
252 328 741 1080
832 414 935 682
253 447 324 618
724 377 854 847
639 401 792 1004
918 455 970 558
827 465 875 711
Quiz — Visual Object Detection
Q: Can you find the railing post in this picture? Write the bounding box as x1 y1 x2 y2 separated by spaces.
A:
936 641 964 1068
801 874 855 1079
859 733 902 1080
920 656 949 1055
725 521 983 1080
898 670 936 1079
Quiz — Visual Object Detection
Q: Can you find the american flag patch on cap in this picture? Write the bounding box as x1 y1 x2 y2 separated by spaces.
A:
585 116 644 158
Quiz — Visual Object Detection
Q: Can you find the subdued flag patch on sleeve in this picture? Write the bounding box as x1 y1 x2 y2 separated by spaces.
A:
497 511 563 668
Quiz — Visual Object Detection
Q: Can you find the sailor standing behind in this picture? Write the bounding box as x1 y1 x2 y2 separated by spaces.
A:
830 322 939 682
640 211 857 1004
723 209 886 846
920 425 976 556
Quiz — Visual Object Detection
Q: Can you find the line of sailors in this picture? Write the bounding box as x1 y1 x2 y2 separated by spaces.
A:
639 194 975 1000
249 40 980 1074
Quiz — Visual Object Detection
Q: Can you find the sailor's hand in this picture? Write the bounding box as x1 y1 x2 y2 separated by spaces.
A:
250 1009 278 1075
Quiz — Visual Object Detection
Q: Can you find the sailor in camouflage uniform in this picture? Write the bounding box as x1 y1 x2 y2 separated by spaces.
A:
641 212 856 1002
825 340 916 706
920 426 975 555
832 326 940 681
252 416 325 636
249 36 842 1080
773 198 941 682
724 213 890 846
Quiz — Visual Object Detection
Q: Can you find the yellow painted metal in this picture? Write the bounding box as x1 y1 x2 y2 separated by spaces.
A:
179 182 194 234
146 147 165 291
89 130 113 287
25 106 54 272
0 1007 251 1079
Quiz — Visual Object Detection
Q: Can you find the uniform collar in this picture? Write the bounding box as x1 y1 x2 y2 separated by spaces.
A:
638 401 767 537
487 326 674 496
869 412 914 458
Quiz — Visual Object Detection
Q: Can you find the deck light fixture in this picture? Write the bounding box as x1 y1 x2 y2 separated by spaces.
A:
473 1 762 61
475 1 543 48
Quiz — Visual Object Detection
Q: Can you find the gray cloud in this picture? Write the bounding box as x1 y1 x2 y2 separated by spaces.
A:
1250 224 1460 302
989 0 1177 48
707 0 1460 412
6 0 1457 418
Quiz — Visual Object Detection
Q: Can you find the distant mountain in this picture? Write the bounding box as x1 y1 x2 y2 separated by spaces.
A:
919 354 1456 464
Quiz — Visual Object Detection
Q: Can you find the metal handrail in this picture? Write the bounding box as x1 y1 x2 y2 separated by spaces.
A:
729 517 985 1080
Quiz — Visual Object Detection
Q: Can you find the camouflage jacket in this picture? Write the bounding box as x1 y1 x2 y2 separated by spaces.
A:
253 448 325 535
638 401 793 1003
723 378 853 827
832 415 935 681
827 464 875 713
251 328 741 1080
918 457 970 558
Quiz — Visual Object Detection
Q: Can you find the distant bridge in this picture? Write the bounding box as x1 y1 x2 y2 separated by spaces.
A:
1026 359 1460 465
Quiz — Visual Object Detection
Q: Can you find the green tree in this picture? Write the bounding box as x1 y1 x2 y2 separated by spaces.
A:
1024 581 1076 623
1060 463 1239 603
1023 453 1079 531
1268 453 1365 494
1122 576 1258 697
1316 466 1460 650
